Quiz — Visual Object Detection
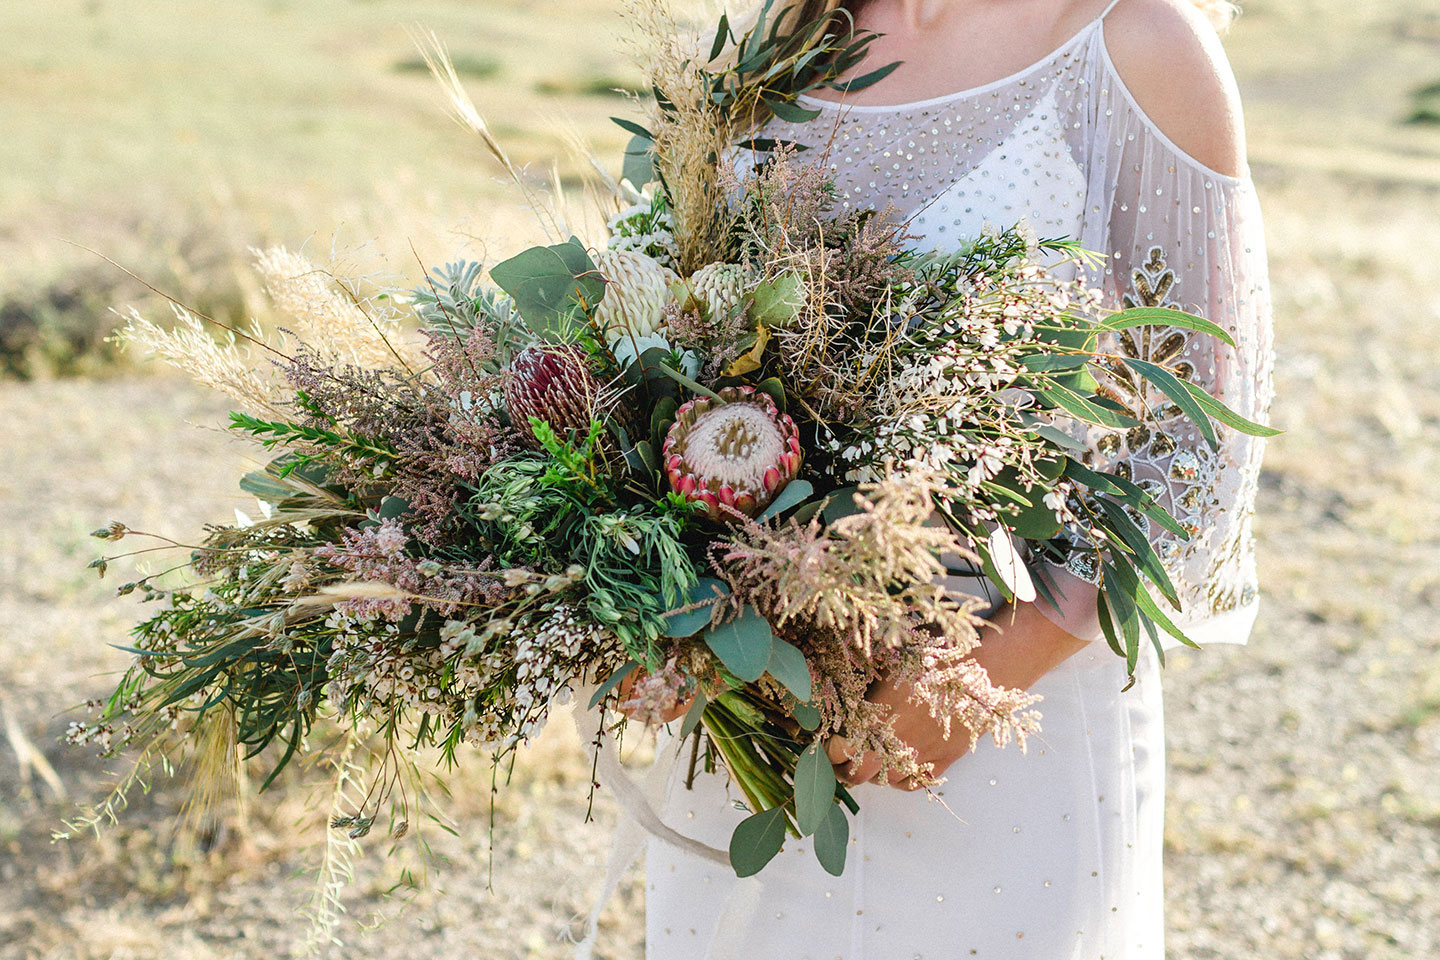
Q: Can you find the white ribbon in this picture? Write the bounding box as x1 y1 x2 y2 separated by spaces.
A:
568 697 739 960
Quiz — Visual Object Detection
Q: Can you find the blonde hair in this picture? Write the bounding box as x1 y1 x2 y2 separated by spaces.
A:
1189 0 1241 29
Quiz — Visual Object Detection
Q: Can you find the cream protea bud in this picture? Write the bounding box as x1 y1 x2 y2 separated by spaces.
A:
593 249 676 340
504 344 605 447
685 262 753 322
663 386 803 521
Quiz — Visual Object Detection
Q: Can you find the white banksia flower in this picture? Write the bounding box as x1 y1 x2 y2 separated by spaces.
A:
684 262 754 322
593 249 677 340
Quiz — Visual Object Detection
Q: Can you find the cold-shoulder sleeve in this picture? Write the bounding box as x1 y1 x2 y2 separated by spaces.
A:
1035 56 1276 646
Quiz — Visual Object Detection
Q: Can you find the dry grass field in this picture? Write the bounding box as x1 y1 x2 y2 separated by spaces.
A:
2 1 1439 958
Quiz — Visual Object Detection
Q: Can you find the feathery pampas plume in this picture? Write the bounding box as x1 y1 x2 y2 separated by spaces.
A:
114 304 290 414
252 246 418 371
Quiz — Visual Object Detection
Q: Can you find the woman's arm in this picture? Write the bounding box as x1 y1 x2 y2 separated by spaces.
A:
1103 0 1247 178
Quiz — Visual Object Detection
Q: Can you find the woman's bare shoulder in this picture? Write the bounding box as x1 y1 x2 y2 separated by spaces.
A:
1100 0 1247 177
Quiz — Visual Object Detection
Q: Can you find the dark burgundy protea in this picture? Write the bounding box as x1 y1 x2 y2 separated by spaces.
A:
504 344 607 447
663 385 803 521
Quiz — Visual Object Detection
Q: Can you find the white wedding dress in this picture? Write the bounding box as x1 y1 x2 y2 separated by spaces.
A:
644 8 1274 959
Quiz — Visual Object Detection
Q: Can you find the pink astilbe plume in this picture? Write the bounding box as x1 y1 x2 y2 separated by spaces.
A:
316 518 509 621
718 466 1042 783
720 467 983 656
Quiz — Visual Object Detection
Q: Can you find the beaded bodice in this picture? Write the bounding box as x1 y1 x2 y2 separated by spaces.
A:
785 41 1092 258
762 20 1276 640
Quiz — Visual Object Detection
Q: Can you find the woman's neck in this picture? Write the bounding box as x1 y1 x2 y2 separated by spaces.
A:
809 0 1105 105
887 0 960 28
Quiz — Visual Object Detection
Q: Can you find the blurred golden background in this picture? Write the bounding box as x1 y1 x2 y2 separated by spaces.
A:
2 1 1438 957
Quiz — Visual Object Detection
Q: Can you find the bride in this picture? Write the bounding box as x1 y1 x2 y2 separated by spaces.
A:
643 0 1274 956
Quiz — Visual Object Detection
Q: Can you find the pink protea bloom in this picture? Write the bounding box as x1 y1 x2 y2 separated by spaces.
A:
503 343 608 448
662 385 803 521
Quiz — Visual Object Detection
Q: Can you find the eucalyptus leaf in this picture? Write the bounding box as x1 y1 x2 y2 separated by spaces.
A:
623 440 656 477
821 486 863 524
763 97 822 122
1062 461 1190 540
1103 561 1143 676
238 470 294 503
1094 497 1181 608
1182 380 1283 438
678 692 710 740
708 13 731 62
1133 582 1199 649
790 500 825 525
622 133 655 187
490 239 603 338
729 805 788 877
838 60 902 93
749 273 804 326
989 470 1061 539
1040 382 1141 429
758 479 814 522
794 742 836 836
657 362 723 401
754 376 786 411
1021 353 1091 373
705 605 774 682
736 137 802 153
650 396 680 443
376 496 411 521
765 637 813 701
1031 424 1089 453
1122 357 1218 451
610 116 653 139
662 577 729 638
1095 589 1125 660
1100 306 1236 347
812 802 849 876
588 661 639 709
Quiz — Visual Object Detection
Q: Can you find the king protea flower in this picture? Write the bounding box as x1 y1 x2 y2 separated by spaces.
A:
593 248 676 340
504 344 607 447
663 386 802 520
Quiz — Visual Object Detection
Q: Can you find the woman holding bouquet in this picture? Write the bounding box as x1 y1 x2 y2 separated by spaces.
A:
646 0 1273 957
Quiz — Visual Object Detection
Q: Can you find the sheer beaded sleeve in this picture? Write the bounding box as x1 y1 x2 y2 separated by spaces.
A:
1035 51 1276 646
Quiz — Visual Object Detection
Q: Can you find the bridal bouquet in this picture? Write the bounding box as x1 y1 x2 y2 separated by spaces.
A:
72 0 1273 888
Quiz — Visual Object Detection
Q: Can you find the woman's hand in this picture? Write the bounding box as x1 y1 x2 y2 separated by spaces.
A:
825 601 1090 790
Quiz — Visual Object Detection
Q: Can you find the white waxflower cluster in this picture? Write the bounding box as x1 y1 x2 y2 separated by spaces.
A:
840 322 1030 491
607 198 679 268
442 604 615 748
64 691 183 756
325 612 457 719
507 604 598 727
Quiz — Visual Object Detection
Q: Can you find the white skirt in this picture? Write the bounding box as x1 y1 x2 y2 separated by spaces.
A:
645 641 1166 960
